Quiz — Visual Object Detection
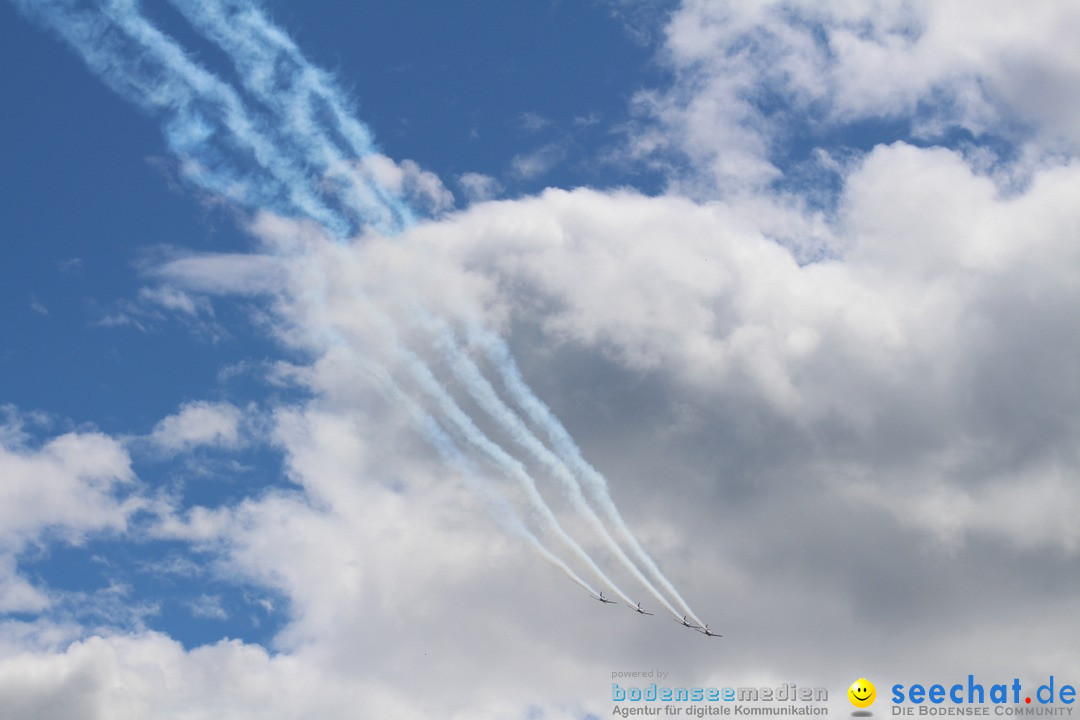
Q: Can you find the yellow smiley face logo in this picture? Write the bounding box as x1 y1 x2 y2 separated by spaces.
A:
848 678 876 708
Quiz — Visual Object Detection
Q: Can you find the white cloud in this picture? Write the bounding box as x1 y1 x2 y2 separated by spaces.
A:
153 253 287 296
509 143 566 180
517 111 550 133
136 396 641 718
0 624 613 720
0 420 137 551
0 412 140 613
137 286 211 317
58 257 83 274
97 284 223 339
632 0 1080 195
354 154 455 216
147 401 244 455
456 172 503 203
145 133 1080 564
186 594 227 620
0 631 362 720
317 143 1080 557
0 558 50 615
59 20 1080 705
137 123 1079 653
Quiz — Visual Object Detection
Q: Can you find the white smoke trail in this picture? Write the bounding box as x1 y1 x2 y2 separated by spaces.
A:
151 0 641 604
13 0 601 581
17 0 570 588
252 244 604 599
468 323 706 626
11 0 697 618
131 0 692 613
259 233 628 600
353 352 599 597
326 271 634 603
415 310 684 617
399 342 634 602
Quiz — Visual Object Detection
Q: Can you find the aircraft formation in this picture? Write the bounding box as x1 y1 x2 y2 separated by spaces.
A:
591 594 720 637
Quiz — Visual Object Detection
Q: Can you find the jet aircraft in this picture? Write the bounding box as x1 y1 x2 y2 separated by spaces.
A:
673 615 701 629
589 591 618 604
694 624 721 637
627 602 654 615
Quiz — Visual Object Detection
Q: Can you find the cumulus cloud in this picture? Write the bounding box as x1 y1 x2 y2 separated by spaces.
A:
363 146 1080 553
0 418 137 550
456 172 504 203
0 623 617 719
147 401 245 455
631 0 1080 194
0 412 140 613
354 154 455 216
137 395 639 718
0 631 367 720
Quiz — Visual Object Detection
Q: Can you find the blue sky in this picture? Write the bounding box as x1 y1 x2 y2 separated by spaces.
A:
3 1 1080 718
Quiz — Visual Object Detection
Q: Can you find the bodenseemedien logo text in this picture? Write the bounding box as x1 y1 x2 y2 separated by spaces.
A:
613 683 828 703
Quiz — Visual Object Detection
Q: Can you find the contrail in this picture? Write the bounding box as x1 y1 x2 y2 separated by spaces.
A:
468 322 706 626
11 0 699 619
